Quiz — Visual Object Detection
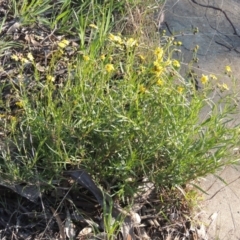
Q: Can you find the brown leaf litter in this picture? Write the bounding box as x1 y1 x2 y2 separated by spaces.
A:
0 169 208 239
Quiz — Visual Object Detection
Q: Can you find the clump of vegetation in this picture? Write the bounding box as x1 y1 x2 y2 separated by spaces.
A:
2 30 239 196
0 0 239 238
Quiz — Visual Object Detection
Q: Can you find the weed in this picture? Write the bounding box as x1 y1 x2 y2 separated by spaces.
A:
0 0 240 238
1 29 239 196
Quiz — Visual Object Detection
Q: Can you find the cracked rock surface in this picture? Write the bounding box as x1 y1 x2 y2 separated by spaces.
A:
162 1 240 239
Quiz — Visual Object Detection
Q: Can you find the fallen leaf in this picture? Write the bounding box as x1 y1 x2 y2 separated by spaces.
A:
36 63 46 72
0 177 40 202
78 226 92 236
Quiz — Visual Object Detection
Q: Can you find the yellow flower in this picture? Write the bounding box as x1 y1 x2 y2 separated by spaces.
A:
47 75 55 82
27 52 34 61
109 33 122 45
100 54 106 60
125 38 137 48
222 83 229 90
58 39 69 49
200 74 209 84
154 47 164 60
165 59 172 66
153 60 159 67
139 66 146 73
10 116 17 122
193 27 199 34
105 64 114 73
193 45 199 52
172 59 180 68
173 41 182 46
218 83 229 91
109 56 113 62
225 65 231 73
139 85 146 93
153 63 164 76
11 54 19 61
20 57 29 64
138 54 145 62
89 23 98 30
15 101 24 108
177 86 184 93
209 74 217 80
157 79 164 86
108 33 116 41
83 55 90 61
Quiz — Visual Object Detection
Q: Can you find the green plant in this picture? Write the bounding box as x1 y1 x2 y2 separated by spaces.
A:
102 196 124 240
1 28 239 199
1 1 240 238
10 0 52 24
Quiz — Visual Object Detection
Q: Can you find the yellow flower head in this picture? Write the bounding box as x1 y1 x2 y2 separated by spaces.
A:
222 83 229 90
27 52 34 61
153 60 160 67
218 83 229 91
173 41 182 46
157 79 164 86
58 39 69 49
139 85 146 93
177 86 184 93
139 66 146 73
153 63 164 76
100 54 106 60
11 54 19 61
209 74 217 80
83 55 90 61
138 54 145 62
89 23 98 30
20 57 29 64
47 75 55 82
10 116 17 122
125 38 137 48
193 45 199 52
15 101 24 108
225 65 231 73
109 33 123 45
200 74 209 84
154 47 164 60
165 59 172 66
172 59 180 68
105 63 114 73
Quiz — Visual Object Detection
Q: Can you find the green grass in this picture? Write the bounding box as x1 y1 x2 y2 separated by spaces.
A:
0 0 240 238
